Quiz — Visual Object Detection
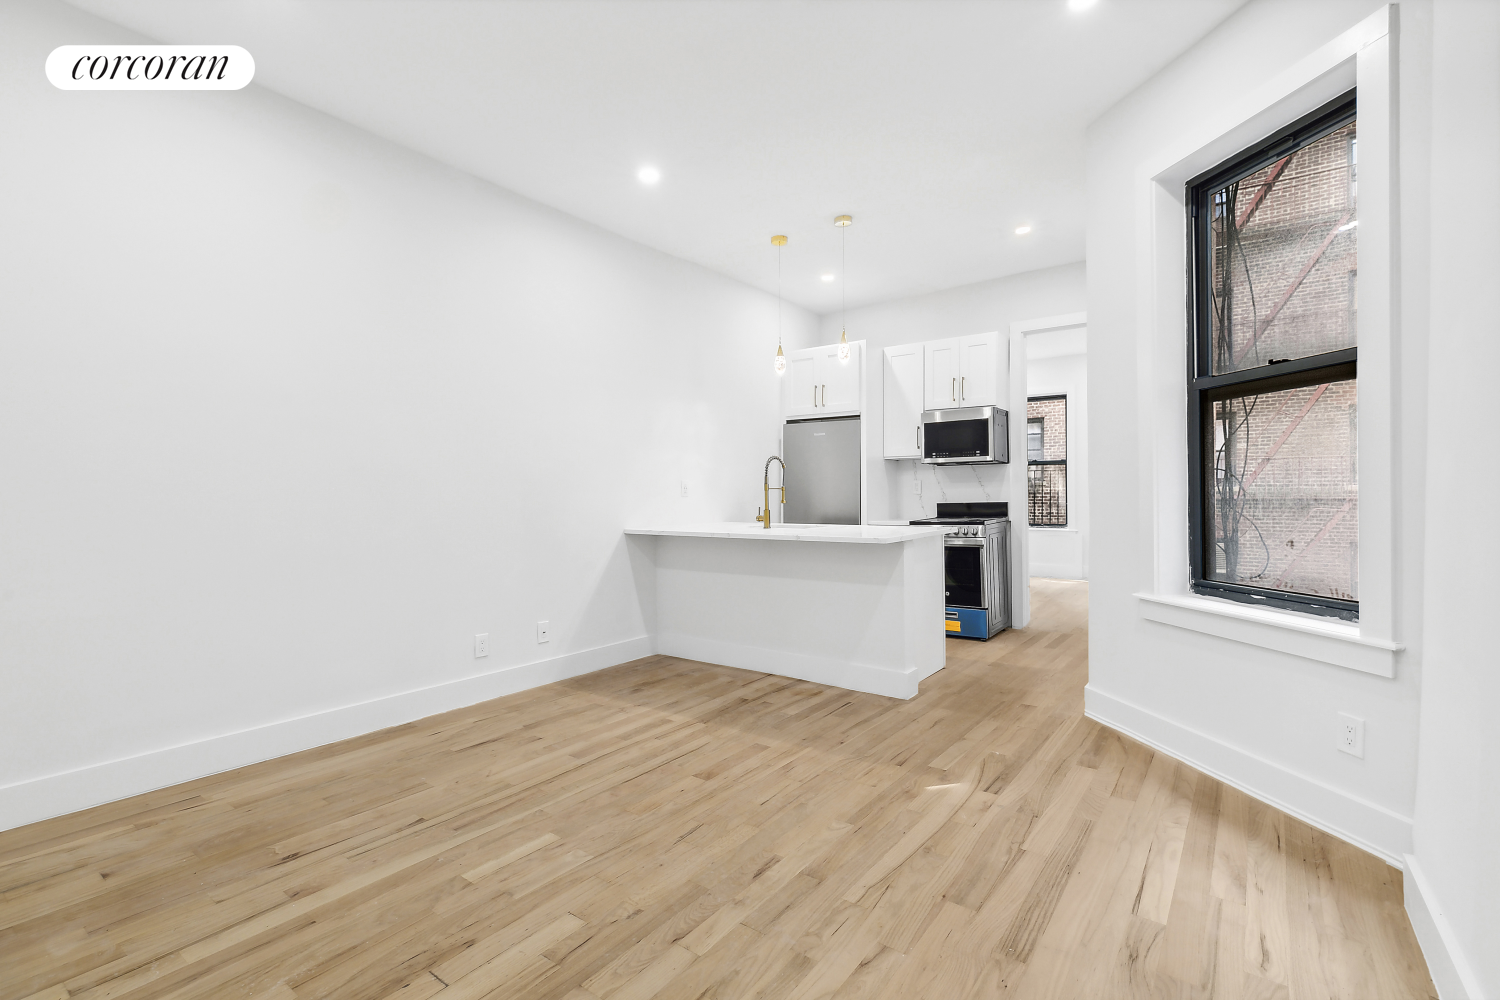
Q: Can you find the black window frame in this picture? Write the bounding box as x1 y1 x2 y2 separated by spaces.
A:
1026 394 1067 528
1186 90 1359 622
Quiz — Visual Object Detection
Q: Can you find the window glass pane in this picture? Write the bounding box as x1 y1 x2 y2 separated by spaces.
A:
1028 465 1067 526
1208 120 1356 373
1206 379 1358 601
1026 399 1066 461
1026 419 1044 461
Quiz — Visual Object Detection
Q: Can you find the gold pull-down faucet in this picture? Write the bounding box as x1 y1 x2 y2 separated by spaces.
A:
756 455 786 528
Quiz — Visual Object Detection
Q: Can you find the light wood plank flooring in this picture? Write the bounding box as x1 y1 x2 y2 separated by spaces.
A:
0 579 1435 999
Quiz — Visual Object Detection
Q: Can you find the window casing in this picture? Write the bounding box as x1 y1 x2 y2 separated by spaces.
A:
1187 91 1359 621
1027 395 1067 527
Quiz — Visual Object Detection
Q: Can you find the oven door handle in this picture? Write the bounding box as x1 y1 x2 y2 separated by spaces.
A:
944 537 986 547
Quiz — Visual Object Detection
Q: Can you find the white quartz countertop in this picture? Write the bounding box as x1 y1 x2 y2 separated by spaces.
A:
624 522 946 544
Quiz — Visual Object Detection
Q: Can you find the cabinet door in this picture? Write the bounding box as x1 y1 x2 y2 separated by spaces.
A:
958 332 999 407
819 341 862 414
784 350 819 417
882 345 923 459
925 339 959 410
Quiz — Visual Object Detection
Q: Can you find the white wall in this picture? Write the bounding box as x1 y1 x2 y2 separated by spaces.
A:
1084 0 1425 873
1026 344 1088 581
1406 3 1500 996
0 0 818 831
810 262 1085 525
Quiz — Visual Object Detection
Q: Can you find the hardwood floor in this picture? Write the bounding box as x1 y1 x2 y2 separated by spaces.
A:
0 579 1435 999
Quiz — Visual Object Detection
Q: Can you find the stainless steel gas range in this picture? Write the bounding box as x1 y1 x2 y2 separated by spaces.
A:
910 501 1012 640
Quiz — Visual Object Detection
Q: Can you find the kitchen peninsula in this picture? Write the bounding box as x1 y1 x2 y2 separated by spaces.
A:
623 522 947 698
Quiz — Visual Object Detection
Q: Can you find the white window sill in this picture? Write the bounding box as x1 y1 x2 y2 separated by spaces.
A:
1135 592 1402 677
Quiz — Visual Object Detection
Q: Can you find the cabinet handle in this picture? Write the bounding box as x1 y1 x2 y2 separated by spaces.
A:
917 425 922 453
812 385 817 407
951 377 955 402
961 376 966 400
821 384 826 407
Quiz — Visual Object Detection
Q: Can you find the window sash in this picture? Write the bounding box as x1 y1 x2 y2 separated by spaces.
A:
1026 395 1067 527
1188 91 1357 381
1186 93 1359 621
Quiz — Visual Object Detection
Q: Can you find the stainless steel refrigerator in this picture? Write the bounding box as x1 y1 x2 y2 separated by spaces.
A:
781 416 861 524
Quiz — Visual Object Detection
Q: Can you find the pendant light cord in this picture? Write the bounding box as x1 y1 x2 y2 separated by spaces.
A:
840 224 846 337
777 242 782 351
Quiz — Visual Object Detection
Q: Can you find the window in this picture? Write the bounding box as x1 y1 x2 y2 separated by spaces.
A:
1027 396 1066 526
1188 91 1358 620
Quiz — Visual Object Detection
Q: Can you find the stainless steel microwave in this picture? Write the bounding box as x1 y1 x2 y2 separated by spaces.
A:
921 406 1009 465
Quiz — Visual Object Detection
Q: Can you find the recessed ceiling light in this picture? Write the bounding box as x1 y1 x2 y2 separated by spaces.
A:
1066 0 1098 11
821 274 836 282
637 165 661 185
1015 225 1033 235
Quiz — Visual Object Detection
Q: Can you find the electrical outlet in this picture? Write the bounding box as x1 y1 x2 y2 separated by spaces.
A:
680 481 689 497
474 633 489 658
536 621 551 644
913 477 922 496
1337 712 1364 758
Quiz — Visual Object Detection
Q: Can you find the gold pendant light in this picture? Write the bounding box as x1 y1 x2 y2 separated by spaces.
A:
772 234 787 374
834 215 852 362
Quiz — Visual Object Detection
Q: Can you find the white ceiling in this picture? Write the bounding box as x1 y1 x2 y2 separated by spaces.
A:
67 0 1244 313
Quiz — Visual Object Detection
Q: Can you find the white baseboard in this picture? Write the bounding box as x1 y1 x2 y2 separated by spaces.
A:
656 631 927 700
0 636 654 834
1085 685 1413 867
1404 854 1487 1000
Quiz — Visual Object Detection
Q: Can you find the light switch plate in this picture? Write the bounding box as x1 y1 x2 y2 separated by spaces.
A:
536 621 551 643
474 633 489 658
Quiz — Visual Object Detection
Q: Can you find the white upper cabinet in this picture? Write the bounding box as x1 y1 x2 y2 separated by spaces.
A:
783 341 863 418
957 332 998 407
882 344 924 459
924 331 1001 409
786 351 819 417
820 343 861 412
925 340 959 410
